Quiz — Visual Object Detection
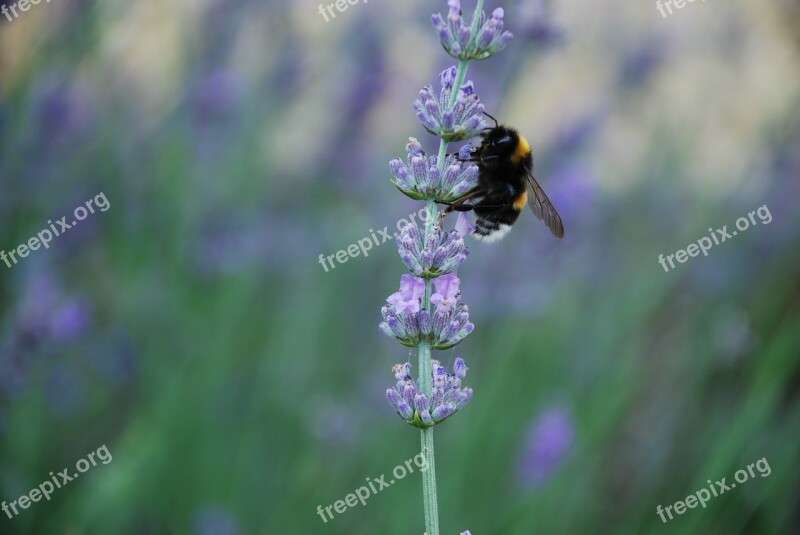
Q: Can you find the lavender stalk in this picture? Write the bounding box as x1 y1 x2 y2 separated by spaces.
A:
381 2 512 533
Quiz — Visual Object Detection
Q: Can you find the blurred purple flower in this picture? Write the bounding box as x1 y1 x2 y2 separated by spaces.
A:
544 111 605 165
193 506 240 535
34 78 95 149
546 163 597 225
618 38 667 89
192 68 243 125
16 272 91 343
17 272 61 340
49 298 91 341
519 0 565 47
517 405 575 487
311 403 361 447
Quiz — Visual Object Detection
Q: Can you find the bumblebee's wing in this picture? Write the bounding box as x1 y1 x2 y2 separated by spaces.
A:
526 173 565 238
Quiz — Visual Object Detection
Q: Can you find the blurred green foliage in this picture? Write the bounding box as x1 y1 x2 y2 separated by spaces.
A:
1 0 799 534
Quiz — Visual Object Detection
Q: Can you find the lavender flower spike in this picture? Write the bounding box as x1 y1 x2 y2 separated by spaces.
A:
389 137 479 202
381 2 524 532
396 222 469 278
432 2 513 60
414 66 487 141
386 359 473 428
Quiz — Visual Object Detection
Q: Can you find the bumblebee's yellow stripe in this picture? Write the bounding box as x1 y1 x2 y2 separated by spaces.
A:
511 134 531 164
513 190 528 211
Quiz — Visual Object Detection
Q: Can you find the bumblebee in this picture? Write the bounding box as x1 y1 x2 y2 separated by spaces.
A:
446 114 564 241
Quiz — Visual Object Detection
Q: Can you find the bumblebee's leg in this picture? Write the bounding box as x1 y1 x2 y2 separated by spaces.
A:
446 151 480 162
440 189 485 213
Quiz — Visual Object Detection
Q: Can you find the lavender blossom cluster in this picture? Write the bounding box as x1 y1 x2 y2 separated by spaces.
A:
414 66 486 142
379 274 474 350
386 359 473 428
432 0 513 60
395 222 469 278
389 136 478 202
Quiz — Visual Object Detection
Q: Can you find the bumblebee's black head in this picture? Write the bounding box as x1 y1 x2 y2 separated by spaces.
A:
476 125 531 168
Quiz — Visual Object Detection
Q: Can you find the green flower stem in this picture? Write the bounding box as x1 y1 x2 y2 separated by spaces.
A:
418 5 481 523
420 425 439 535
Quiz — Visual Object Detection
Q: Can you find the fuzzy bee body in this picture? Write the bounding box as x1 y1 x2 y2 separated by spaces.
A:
451 122 564 241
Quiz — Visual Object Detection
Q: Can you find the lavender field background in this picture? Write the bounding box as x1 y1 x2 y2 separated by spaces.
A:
1 0 799 533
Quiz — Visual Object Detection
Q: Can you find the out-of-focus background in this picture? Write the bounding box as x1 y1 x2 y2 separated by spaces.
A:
1 0 799 533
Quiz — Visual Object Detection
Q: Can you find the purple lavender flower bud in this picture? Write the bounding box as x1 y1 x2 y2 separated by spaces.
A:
415 107 439 133
441 109 455 131
453 357 468 379
440 66 458 89
432 309 449 337
393 362 412 380
456 26 470 51
418 409 434 426
455 388 473 408
410 155 428 183
407 137 424 155
424 98 441 125
414 392 430 414
432 13 450 41
387 389 415 420
378 322 395 338
418 309 433 336
389 158 415 191
432 403 457 422
441 163 461 191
